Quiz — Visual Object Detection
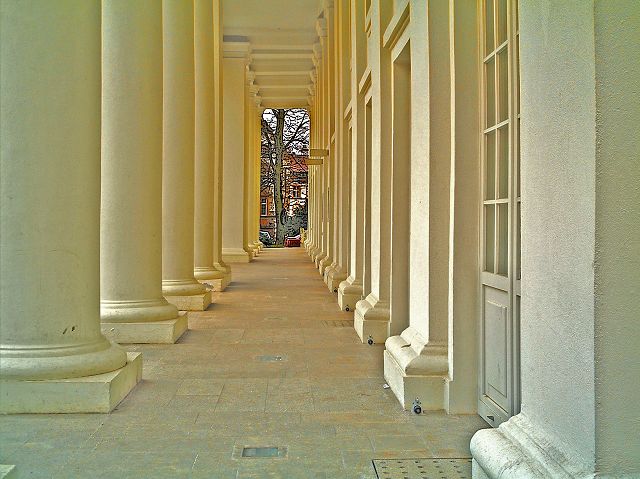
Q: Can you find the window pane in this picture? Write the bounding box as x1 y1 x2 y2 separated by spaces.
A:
498 126 509 199
485 0 495 55
516 201 521 280
497 48 509 123
485 204 496 273
497 0 508 45
498 202 509 276
485 57 496 127
485 130 496 200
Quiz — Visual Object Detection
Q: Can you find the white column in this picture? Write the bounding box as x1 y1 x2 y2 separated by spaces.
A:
101 0 185 344
338 0 367 312
354 0 392 343
162 0 211 311
327 0 352 294
253 101 264 252
472 3 640 477
318 10 335 275
222 41 252 263
211 0 232 286
194 0 227 290
0 0 140 413
243 79 258 259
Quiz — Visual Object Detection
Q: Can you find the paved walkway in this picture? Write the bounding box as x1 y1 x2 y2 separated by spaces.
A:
0 248 486 478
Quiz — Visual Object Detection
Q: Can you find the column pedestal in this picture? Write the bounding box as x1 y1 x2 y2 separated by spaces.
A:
1 353 142 414
383 328 448 410
325 266 347 293
354 294 390 344
337 278 363 312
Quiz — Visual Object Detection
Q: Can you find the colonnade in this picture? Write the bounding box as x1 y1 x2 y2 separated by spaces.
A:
0 0 262 413
1 0 638 476
305 1 639 478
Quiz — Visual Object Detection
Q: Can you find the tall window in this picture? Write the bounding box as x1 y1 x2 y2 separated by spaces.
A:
478 0 521 427
261 198 267 216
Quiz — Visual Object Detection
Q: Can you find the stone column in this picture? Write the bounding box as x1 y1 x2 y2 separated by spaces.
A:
326 0 352 293
211 0 232 287
101 0 185 344
222 40 252 263
162 0 211 311
0 0 140 413
354 0 392 343
252 101 264 252
314 23 329 267
338 0 367 312
472 2 640 477
384 0 452 410
243 80 259 259
194 0 228 291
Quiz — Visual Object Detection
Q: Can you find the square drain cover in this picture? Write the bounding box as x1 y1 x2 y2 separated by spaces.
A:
239 446 287 458
372 458 471 479
256 355 286 362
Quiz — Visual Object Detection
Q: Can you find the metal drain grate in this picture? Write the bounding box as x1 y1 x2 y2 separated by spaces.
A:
256 355 287 362
372 458 471 479
235 446 288 459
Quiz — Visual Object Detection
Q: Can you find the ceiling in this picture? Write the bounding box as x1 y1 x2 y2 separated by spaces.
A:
222 0 323 109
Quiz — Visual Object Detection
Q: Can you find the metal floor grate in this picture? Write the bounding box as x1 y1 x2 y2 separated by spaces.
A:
255 355 287 362
233 445 288 459
372 458 472 479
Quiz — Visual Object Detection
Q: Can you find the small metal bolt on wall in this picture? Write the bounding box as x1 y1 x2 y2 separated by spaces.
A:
367 335 374 345
412 398 422 414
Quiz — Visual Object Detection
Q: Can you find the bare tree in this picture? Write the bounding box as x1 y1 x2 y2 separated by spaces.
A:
261 108 309 246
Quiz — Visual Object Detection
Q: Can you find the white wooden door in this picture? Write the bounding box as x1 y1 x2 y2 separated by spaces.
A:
478 0 521 427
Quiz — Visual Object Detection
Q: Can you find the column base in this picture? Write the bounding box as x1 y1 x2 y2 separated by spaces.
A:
470 414 591 479
222 248 252 263
164 291 212 311
0 352 142 414
318 255 332 275
354 295 390 343
325 266 347 293
199 275 230 292
0 465 16 479
195 266 230 291
383 328 448 411
313 250 326 266
102 313 188 344
338 278 363 312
